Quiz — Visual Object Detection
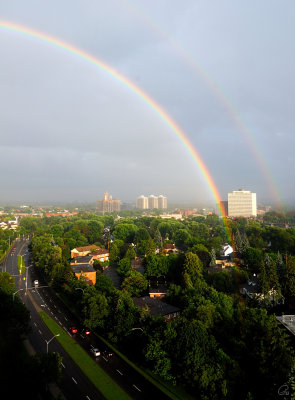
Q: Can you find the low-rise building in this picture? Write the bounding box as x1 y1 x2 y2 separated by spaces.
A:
132 296 180 322
72 264 96 285
71 245 100 259
89 248 110 262
70 256 94 266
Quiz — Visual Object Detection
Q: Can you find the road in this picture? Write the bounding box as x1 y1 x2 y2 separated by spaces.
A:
2 237 173 400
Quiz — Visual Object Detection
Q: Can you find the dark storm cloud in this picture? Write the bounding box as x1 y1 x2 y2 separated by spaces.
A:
0 0 294 205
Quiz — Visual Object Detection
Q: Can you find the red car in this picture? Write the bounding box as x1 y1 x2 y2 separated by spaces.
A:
71 326 78 334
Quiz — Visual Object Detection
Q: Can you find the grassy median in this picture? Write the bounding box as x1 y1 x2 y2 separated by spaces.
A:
17 255 25 274
39 311 131 400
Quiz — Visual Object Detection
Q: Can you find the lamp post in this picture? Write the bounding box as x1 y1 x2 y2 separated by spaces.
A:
131 327 144 333
25 265 32 292
13 288 24 301
45 334 60 353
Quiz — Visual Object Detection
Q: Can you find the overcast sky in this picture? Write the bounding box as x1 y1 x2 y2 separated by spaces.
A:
0 1 294 207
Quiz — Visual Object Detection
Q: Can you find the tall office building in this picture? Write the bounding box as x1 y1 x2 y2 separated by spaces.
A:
136 195 148 209
158 195 167 209
228 190 257 217
148 195 158 209
96 192 121 213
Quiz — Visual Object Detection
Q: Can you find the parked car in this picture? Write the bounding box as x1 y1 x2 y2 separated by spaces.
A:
90 346 100 357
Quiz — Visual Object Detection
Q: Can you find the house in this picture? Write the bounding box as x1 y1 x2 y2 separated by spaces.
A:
71 245 100 259
89 248 110 262
70 256 94 266
72 264 96 285
162 243 178 255
221 244 233 257
240 275 284 305
149 284 168 299
132 296 180 322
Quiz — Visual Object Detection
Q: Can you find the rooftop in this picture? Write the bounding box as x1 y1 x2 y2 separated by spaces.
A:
72 245 100 252
70 256 93 264
133 296 180 316
72 264 95 273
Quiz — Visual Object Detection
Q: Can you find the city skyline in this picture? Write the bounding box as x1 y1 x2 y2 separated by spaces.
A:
0 2 294 207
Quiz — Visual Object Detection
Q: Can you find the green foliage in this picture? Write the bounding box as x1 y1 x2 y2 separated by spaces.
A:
121 270 148 297
82 287 109 329
117 257 132 277
183 252 203 287
109 242 120 263
113 223 138 243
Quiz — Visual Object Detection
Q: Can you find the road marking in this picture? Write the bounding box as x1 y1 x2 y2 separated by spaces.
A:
103 356 108 362
86 396 91 400
38 330 42 335
132 385 141 392
65 317 68 321
116 369 123 376
34 322 37 327
72 377 77 384
61 363 65 368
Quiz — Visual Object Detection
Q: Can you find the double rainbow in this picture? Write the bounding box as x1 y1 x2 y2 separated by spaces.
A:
0 21 225 216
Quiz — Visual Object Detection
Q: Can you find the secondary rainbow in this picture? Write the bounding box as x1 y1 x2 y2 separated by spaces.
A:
0 20 227 217
120 0 282 207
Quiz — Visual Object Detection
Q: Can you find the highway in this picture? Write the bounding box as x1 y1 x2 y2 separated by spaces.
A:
1 237 173 400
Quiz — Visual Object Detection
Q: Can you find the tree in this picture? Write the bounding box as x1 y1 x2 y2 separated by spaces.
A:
183 252 203 286
134 228 150 243
283 255 295 301
95 274 114 295
121 270 148 297
125 245 136 260
243 247 263 273
209 248 216 267
117 258 131 277
109 242 119 263
82 288 109 329
113 223 138 243
153 228 162 247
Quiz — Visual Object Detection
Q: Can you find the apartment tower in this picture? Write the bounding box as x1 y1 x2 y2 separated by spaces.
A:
228 190 257 217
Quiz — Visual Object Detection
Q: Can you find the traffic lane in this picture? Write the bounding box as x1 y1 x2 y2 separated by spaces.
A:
25 296 106 400
25 253 170 400
28 284 152 400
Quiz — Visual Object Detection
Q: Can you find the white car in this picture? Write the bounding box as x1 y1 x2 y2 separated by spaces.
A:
34 280 39 287
90 346 100 357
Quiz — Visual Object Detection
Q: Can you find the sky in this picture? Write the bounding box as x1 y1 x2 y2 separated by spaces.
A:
0 1 294 207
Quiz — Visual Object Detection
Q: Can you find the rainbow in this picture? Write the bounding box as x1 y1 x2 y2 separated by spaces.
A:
119 0 282 207
0 21 229 222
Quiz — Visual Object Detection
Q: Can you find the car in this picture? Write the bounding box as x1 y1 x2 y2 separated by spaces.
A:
13 247 16 250
34 280 39 286
90 346 100 357
82 328 91 336
103 349 114 358
70 326 78 334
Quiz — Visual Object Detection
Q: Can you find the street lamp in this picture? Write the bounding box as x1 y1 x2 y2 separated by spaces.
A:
25 265 32 292
131 327 144 333
13 288 24 301
45 334 60 353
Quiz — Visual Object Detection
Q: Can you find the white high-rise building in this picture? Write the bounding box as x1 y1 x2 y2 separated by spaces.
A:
228 190 257 217
148 195 158 209
158 195 167 209
136 195 148 209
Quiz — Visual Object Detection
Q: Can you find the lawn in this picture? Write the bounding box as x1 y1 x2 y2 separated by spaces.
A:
39 311 131 400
